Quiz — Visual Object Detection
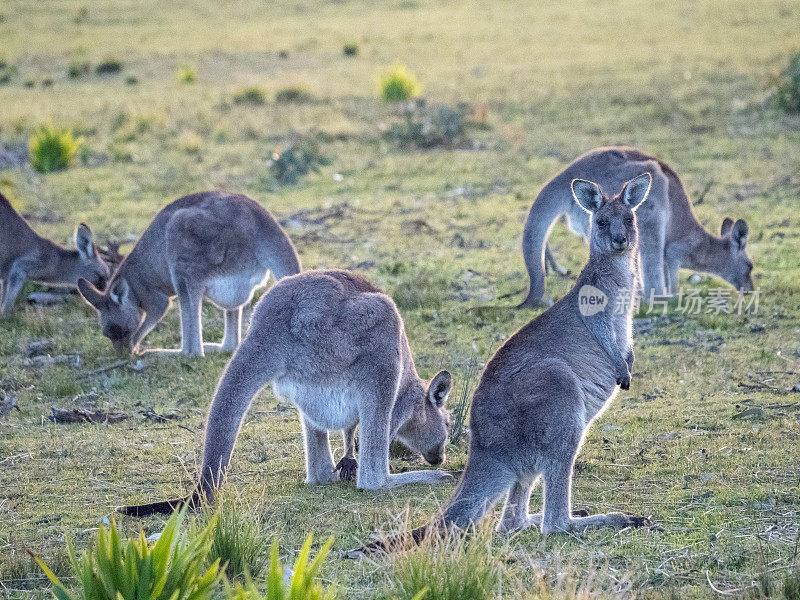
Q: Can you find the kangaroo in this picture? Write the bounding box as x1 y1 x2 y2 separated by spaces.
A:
77 191 301 356
0 192 109 313
354 174 653 555
119 269 453 517
519 147 753 307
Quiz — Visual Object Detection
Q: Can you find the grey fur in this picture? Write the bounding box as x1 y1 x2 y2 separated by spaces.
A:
77 191 301 356
431 174 652 535
195 269 453 500
520 147 754 307
0 193 110 313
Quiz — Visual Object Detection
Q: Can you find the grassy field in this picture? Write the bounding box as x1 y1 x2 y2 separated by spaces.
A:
2 0 800 598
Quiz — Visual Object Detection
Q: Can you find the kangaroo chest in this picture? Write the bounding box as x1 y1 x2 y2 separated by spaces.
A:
272 378 359 431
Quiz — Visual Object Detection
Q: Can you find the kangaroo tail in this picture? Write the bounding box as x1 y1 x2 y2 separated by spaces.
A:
117 489 201 517
519 181 569 308
118 322 280 518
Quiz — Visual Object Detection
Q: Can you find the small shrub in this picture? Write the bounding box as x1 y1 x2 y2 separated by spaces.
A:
67 61 91 79
379 64 421 102
269 137 329 186
42 78 54 87
227 534 336 600
204 501 269 580
233 86 267 106
33 506 222 600
275 86 314 104
0 62 17 85
277 50 289 59
386 525 500 600
29 124 82 173
179 65 197 83
125 76 139 85
769 51 800 113
95 59 122 76
24 79 35 88
343 43 359 57
74 6 89 23
384 102 468 149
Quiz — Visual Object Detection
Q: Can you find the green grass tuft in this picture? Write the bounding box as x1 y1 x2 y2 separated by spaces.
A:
386 526 500 600
33 505 222 600
379 64 421 102
203 499 270 580
179 65 197 83
226 534 336 600
28 124 82 173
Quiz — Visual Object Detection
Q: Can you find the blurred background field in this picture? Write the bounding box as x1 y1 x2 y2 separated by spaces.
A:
1 1 800 598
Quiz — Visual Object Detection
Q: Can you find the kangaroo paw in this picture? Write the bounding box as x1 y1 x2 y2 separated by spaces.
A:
335 457 358 482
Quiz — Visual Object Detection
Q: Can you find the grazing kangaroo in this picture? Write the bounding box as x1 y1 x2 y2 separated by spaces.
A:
519 147 753 307
77 191 301 356
0 192 110 313
119 269 453 517
355 174 653 554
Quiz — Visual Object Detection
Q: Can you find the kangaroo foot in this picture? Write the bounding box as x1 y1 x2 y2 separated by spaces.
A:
335 456 358 481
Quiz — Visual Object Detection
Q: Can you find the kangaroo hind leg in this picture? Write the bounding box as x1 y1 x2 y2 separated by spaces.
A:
301 416 337 485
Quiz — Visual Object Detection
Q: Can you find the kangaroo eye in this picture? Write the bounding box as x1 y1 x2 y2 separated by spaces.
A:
596 219 609 228
625 217 634 225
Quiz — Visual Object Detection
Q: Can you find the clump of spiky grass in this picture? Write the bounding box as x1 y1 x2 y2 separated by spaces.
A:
202 498 270 580
178 65 197 83
226 534 336 600
379 64 421 102
29 124 82 173
449 359 481 445
33 505 222 600
385 521 501 600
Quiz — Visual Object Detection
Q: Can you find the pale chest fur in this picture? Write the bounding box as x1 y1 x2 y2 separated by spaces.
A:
272 378 360 431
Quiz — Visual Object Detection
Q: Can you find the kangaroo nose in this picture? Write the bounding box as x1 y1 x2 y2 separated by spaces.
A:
611 235 627 250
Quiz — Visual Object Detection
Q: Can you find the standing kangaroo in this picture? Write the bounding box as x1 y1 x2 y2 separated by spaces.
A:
0 192 109 313
357 174 653 553
77 191 301 356
119 269 453 517
520 147 753 307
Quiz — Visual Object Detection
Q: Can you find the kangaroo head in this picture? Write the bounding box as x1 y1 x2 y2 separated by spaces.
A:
571 172 652 256
74 223 111 291
718 217 753 291
77 276 143 354
395 370 452 466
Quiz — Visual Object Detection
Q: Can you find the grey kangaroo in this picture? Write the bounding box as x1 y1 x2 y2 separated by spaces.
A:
357 173 653 554
119 269 453 517
77 191 301 356
520 147 753 307
0 192 109 313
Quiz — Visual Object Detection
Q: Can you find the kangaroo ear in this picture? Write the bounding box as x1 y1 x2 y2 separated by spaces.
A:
731 219 748 250
571 179 603 213
74 223 95 259
720 217 734 237
428 370 452 408
77 277 103 308
109 278 130 305
621 172 652 210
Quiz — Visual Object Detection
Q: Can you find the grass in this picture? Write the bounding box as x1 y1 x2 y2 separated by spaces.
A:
379 64 421 102
203 499 270 580
384 524 501 600
28 125 82 173
0 0 799 598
